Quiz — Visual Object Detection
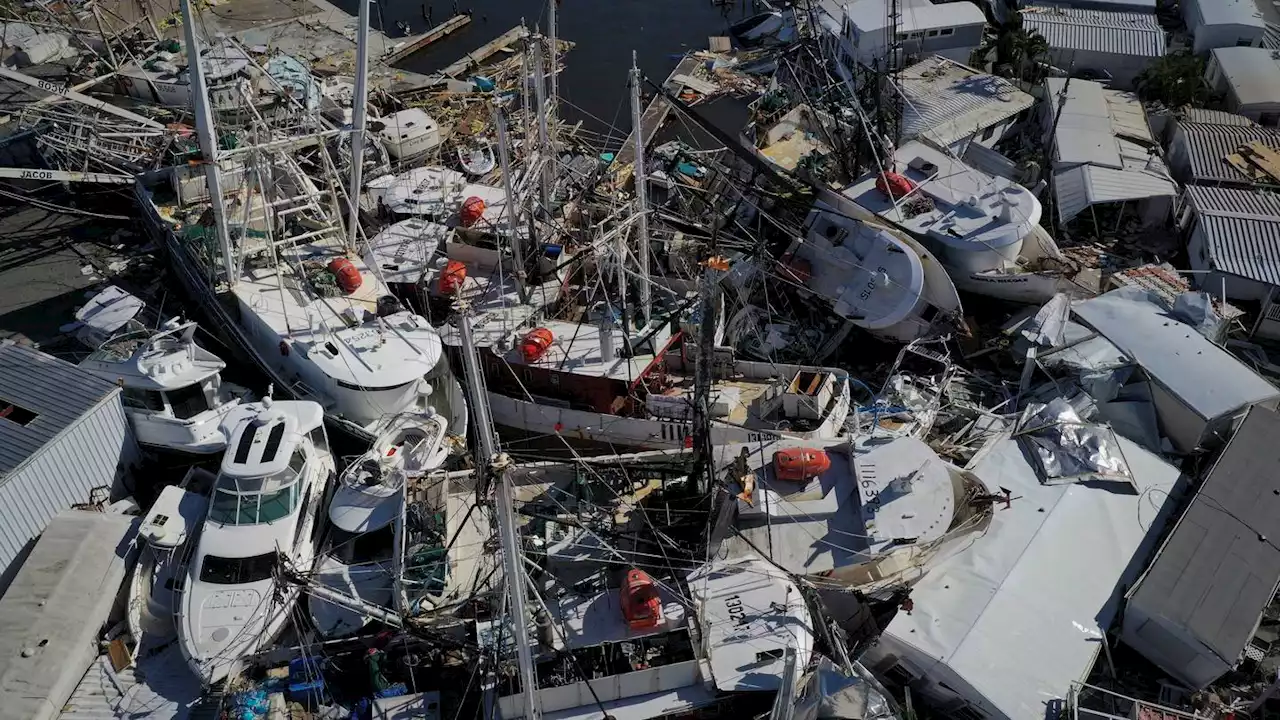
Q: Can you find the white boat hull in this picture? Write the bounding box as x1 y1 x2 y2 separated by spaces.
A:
308 555 394 638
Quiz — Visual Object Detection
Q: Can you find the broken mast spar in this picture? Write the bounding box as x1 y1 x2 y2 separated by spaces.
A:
346 0 372 252
454 305 541 720
179 0 237 287
631 51 652 326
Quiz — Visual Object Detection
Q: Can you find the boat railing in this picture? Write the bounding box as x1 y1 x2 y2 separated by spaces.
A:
136 176 373 444
1067 681 1205 720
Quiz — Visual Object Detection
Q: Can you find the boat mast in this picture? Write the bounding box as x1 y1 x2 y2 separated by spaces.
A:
547 0 558 129
454 306 540 719
630 51 651 327
345 0 372 253
494 108 530 303
530 34 551 208
179 0 236 287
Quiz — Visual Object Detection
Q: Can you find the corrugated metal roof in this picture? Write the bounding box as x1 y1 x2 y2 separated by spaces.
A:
1022 5 1166 57
1187 184 1280 217
1103 89 1155 143
1176 122 1280 184
59 645 206 719
1210 46 1280 107
1128 406 1280 681
0 343 118 478
898 56 1036 147
1054 161 1177 223
1179 107 1259 126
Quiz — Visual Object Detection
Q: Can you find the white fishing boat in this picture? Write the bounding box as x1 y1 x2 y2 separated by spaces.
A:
450 291 852 450
140 9 469 443
457 142 497 176
70 285 252 454
372 108 445 161
310 412 450 637
788 194 964 343
384 165 468 218
843 141 1089 304
127 467 214 661
178 398 334 684
364 217 450 303
724 436 994 596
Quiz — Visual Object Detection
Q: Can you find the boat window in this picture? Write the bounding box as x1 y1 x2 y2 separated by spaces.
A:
199 552 278 584
122 387 166 412
166 383 211 420
328 524 396 564
309 427 329 453
292 445 309 469
939 27 954 36
256 483 299 523
261 422 287 463
208 471 300 525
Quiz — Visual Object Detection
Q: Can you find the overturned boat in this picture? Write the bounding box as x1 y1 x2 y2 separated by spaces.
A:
787 199 964 343
844 141 1093 303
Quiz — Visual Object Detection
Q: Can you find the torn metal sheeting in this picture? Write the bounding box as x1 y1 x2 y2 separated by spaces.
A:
1014 397 1134 487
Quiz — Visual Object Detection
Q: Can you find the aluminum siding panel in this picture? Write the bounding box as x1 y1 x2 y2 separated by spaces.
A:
1023 6 1166 56
1177 122 1280 184
0 394 134 577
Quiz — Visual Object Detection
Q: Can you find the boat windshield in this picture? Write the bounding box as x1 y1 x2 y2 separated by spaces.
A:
209 451 305 525
199 552 277 584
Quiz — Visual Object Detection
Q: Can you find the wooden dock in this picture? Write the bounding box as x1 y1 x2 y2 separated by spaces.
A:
439 24 528 79
383 14 472 66
612 54 702 186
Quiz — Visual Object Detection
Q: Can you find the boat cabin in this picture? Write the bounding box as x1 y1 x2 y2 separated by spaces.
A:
210 400 327 527
372 109 444 161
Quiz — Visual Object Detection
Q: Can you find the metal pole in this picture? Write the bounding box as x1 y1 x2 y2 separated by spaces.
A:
494 109 529 303
346 0 372 253
454 307 540 719
547 0 557 129
179 0 237 287
631 51 651 327
530 35 551 208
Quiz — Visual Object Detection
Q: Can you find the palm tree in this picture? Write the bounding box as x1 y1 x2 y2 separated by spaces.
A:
971 17 1049 82
1135 52 1209 108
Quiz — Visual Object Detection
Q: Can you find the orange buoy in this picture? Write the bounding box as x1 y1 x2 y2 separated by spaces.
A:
327 257 363 294
773 447 831 482
459 196 486 227
437 260 467 295
620 568 662 630
875 171 916 200
519 327 555 362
